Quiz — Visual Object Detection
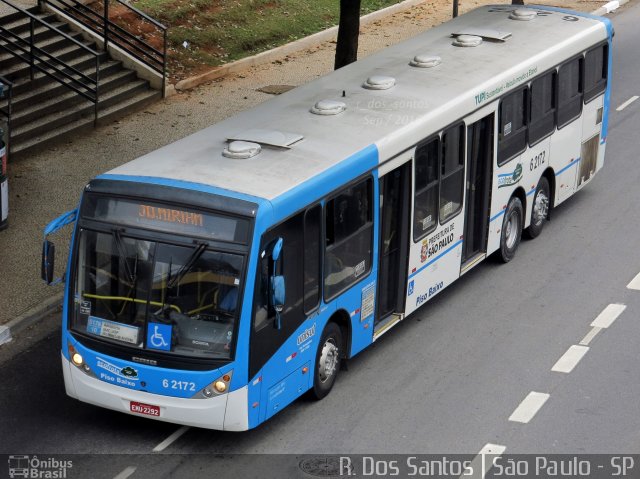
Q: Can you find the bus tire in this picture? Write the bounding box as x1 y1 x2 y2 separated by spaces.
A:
310 322 343 400
499 196 523 263
524 177 550 239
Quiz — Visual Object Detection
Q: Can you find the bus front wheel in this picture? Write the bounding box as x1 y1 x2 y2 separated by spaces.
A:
311 322 343 400
499 197 523 263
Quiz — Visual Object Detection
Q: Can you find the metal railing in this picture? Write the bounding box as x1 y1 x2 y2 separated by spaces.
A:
0 75 13 155
40 0 167 95
0 0 100 123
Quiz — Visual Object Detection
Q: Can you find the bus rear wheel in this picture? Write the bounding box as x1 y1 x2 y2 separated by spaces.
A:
498 196 523 263
525 177 550 239
310 322 342 400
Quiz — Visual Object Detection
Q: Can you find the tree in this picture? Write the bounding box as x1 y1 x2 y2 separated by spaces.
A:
512 0 524 4
334 0 362 70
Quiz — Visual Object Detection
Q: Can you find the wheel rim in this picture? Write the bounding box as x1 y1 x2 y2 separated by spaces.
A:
532 189 549 226
318 338 339 384
505 210 520 249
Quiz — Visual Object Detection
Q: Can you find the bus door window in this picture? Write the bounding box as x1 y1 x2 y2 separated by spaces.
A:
413 137 440 241
250 211 308 377
324 178 373 300
498 87 529 165
303 205 322 314
557 57 584 128
440 123 465 221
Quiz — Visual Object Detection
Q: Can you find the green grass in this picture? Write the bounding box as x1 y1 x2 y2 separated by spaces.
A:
130 0 403 78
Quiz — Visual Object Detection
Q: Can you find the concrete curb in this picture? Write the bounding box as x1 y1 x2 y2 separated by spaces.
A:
172 0 428 93
0 292 63 345
1 0 629 347
592 0 628 16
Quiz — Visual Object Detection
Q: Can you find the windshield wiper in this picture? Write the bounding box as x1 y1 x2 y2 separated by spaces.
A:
167 242 207 290
112 228 136 284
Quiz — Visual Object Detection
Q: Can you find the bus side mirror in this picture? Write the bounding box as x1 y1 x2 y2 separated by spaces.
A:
270 275 285 330
41 240 55 285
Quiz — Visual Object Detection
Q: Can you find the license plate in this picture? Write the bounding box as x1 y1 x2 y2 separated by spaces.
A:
130 401 160 417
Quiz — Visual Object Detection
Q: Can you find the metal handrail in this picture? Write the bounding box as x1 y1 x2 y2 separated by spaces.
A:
0 0 101 123
40 0 167 96
0 75 13 156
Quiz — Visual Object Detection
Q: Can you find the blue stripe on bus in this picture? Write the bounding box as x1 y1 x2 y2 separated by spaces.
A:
408 240 463 280
490 209 505 223
526 188 536 197
555 157 581 176
95 174 267 206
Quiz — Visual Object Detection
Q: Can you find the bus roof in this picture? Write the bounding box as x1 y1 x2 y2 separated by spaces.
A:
107 5 610 204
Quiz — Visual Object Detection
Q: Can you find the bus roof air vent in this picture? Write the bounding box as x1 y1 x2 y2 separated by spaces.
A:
509 9 536 21
453 28 511 43
223 141 261 159
310 99 347 115
410 54 441 68
363 75 396 90
227 128 303 148
452 34 483 47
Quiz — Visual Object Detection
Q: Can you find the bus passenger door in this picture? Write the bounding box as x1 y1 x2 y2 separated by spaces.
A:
462 113 494 267
376 161 411 325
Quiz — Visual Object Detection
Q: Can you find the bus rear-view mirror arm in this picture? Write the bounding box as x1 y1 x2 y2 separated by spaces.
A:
41 208 78 286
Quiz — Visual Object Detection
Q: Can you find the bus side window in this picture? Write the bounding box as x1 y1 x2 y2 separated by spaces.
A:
529 70 557 146
584 44 607 103
557 57 584 128
440 124 465 222
253 212 305 332
324 178 373 300
303 204 321 313
498 87 528 165
413 137 440 241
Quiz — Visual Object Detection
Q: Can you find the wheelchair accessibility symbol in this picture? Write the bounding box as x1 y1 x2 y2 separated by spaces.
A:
147 322 172 351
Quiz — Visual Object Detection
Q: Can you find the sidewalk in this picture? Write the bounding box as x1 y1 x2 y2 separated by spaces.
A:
0 0 618 332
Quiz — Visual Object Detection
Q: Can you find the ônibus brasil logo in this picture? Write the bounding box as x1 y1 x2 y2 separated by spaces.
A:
8 455 72 478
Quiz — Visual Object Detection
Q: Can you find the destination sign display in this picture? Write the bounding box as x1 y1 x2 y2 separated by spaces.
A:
81 195 249 243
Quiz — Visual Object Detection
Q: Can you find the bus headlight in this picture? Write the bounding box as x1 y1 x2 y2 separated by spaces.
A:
68 342 96 378
72 353 84 366
192 371 233 399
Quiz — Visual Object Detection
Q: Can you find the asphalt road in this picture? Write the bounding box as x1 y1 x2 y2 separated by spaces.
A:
1 4 640 478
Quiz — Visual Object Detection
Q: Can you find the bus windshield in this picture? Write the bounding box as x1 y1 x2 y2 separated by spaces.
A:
72 229 243 359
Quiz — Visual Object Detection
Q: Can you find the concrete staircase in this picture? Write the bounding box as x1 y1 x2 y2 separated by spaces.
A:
0 6 161 157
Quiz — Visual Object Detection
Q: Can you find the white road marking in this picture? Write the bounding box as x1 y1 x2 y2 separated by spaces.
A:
616 95 639 111
551 345 589 373
113 466 137 479
466 444 506 479
509 392 550 424
627 271 640 290
152 426 190 452
591 303 626 329
580 326 602 346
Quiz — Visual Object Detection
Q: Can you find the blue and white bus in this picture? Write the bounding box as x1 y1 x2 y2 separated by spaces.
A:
42 5 613 430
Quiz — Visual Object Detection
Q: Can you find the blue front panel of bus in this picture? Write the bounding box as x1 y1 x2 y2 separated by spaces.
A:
64 333 233 398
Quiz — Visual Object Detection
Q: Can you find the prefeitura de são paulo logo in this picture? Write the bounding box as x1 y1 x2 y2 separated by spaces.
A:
8 455 72 478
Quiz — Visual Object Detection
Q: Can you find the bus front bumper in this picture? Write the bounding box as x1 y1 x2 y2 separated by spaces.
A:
62 353 249 431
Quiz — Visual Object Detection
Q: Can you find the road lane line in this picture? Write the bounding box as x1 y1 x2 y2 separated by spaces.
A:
113 466 137 479
579 326 602 346
508 392 549 424
591 303 626 329
627 271 640 290
153 426 190 452
616 95 639 111
467 443 506 479
551 345 589 373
